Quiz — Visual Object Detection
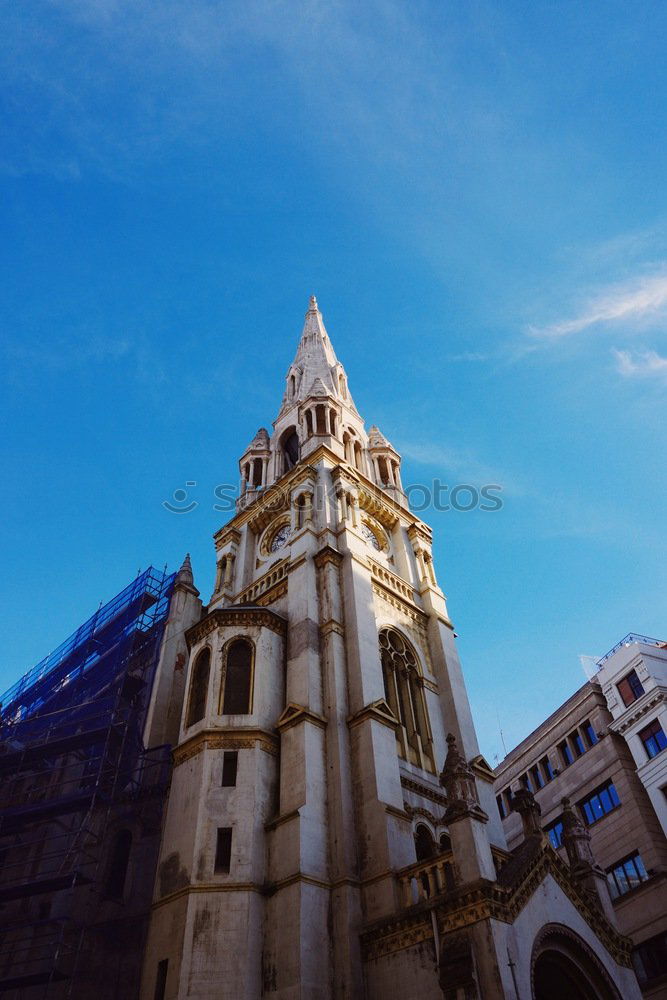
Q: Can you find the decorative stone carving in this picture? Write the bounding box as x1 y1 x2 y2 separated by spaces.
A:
440 733 488 825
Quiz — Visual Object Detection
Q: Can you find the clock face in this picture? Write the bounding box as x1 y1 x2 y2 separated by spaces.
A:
361 522 381 551
269 523 291 552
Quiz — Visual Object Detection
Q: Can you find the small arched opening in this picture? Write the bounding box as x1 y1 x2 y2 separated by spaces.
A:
252 457 263 487
415 824 436 862
315 405 327 434
281 427 299 473
305 410 313 437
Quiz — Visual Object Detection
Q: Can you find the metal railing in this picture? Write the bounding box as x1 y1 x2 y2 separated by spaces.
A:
596 633 666 668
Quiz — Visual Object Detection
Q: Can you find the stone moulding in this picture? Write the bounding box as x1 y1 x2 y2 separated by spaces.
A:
185 605 287 647
612 686 666 735
173 727 279 765
276 702 327 733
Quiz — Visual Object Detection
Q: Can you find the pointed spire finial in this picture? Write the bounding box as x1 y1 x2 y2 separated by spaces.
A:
308 295 318 313
176 553 194 586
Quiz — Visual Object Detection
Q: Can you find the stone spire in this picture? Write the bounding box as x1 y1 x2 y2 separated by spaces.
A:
561 796 617 921
280 296 357 414
175 553 199 596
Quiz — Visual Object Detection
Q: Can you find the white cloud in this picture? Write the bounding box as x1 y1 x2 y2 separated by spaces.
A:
612 347 667 380
529 270 667 339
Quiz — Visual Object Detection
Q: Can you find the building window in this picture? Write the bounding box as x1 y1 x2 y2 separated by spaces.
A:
154 959 168 1000
186 648 210 728
617 669 645 708
379 627 434 771
220 640 253 715
579 780 620 826
632 932 667 988
606 852 649 899
520 773 533 793
540 756 554 782
104 829 132 899
639 719 667 760
414 824 436 862
530 765 545 790
221 751 238 787
582 719 597 748
496 795 506 819
559 740 573 768
545 818 564 849
215 828 233 873
571 731 585 757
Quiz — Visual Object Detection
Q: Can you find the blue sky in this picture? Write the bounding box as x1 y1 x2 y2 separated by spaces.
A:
2 0 666 764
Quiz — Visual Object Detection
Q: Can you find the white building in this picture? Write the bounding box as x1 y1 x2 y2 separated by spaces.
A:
597 635 667 839
140 298 643 1000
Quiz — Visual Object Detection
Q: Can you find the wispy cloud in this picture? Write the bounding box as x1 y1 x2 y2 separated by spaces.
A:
612 348 667 381
529 270 667 339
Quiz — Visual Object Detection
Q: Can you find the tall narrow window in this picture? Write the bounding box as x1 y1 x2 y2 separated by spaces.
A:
252 457 263 487
617 669 645 707
582 720 598 748
221 640 253 715
215 827 232 873
545 817 564 849
559 740 573 767
571 731 585 757
530 765 545 789
104 829 132 900
305 410 313 437
639 719 667 759
153 960 168 1000
315 405 326 433
540 756 555 782
221 751 238 787
281 427 299 472
379 627 434 771
497 795 506 819
186 648 210 727
329 409 336 435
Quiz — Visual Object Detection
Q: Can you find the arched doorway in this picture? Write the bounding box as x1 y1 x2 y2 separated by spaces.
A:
532 925 622 1000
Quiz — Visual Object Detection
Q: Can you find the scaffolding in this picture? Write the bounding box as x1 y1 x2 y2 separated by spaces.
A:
0 567 176 998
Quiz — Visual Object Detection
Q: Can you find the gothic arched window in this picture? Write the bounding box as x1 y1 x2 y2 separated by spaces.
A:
305 410 313 437
379 627 434 771
186 648 210 728
220 639 253 715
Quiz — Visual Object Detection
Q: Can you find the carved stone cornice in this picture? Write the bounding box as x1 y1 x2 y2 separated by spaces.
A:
277 702 327 733
610 686 666 735
406 521 433 546
173 727 279 765
185 605 287 647
320 618 345 639
213 526 241 553
400 775 448 807
347 698 398 731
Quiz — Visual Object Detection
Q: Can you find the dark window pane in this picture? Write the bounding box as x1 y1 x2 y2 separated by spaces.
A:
222 641 253 715
221 751 238 787
215 828 232 873
572 732 585 756
583 720 597 747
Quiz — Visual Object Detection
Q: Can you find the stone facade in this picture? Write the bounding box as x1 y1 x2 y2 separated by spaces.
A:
494 659 667 998
140 298 643 1000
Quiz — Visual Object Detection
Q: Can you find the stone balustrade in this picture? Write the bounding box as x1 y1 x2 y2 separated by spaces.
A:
397 851 455 908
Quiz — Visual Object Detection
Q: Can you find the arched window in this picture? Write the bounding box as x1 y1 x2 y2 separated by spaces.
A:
281 428 299 472
186 648 210 727
329 410 337 435
379 627 434 771
220 640 253 715
315 405 326 434
290 374 296 397
305 410 313 437
343 432 351 464
104 829 132 899
353 441 362 472
415 824 436 862
377 456 389 485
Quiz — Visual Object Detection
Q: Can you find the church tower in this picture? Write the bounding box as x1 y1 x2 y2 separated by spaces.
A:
141 299 640 1000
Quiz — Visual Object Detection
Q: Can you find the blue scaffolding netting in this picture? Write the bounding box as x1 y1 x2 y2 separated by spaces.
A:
0 566 176 733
